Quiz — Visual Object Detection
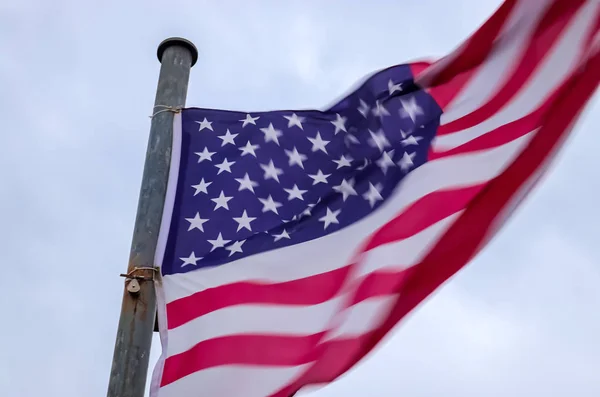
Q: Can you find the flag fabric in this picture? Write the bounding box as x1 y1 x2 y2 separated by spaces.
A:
151 1 600 396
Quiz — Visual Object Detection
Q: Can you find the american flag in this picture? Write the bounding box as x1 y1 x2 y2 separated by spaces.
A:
151 1 600 396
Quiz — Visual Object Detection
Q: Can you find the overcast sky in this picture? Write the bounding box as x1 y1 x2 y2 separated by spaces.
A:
1 1 599 396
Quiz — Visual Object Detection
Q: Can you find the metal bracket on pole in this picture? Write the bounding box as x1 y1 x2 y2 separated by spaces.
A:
107 37 198 397
119 267 158 294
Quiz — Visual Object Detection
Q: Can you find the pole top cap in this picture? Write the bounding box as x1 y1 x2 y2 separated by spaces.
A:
157 37 198 67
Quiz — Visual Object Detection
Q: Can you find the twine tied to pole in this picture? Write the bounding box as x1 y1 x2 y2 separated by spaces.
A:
119 266 159 281
150 105 182 118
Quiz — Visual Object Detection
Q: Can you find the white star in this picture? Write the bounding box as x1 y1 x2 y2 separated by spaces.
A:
372 100 390 117
302 199 320 217
400 129 410 139
211 191 233 210
398 152 417 172
226 240 246 256
285 147 307 169
195 117 213 131
388 79 403 95
233 210 256 232
368 129 391 152
401 135 423 146
191 178 212 195
260 123 283 145
376 150 396 175
239 141 259 157
333 179 358 201
283 215 298 223
357 158 370 171
284 184 307 201
399 97 424 123
308 169 331 185
180 252 201 267
358 99 370 118
235 173 259 193
259 195 283 214
307 131 330 154
273 229 291 242
284 113 305 130
331 113 347 134
217 129 238 146
363 182 383 207
260 160 284 183
208 233 230 252
240 113 260 127
333 154 352 169
319 207 341 230
345 133 360 146
215 158 235 174
195 147 215 163
185 213 209 232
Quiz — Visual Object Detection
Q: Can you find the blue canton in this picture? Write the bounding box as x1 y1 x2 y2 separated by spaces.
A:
162 64 442 276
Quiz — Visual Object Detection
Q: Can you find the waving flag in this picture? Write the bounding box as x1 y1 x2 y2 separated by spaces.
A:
151 1 600 396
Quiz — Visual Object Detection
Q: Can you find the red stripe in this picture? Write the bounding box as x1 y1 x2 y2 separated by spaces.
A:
438 0 584 135
166 266 351 329
427 70 476 110
408 61 432 78
429 7 598 161
418 0 523 109
161 332 325 387
349 269 409 305
363 184 483 251
429 90 552 160
270 333 378 397
420 0 520 88
584 9 600 49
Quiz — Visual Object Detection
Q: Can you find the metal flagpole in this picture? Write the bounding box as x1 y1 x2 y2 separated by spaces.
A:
107 37 198 397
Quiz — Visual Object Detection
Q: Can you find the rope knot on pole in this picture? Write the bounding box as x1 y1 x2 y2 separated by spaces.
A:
150 105 183 118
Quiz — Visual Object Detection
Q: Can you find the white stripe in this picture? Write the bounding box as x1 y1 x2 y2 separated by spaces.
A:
167 296 346 357
163 132 533 303
590 28 600 55
157 364 309 397
356 212 462 278
434 1 599 151
155 113 182 268
325 296 397 340
151 112 183 397
479 105 588 254
441 0 553 124
325 215 463 341
415 0 549 87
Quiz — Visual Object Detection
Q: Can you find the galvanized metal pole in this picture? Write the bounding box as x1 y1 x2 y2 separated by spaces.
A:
107 37 198 397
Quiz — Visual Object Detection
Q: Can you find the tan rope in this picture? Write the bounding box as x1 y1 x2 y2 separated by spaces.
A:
119 266 158 280
150 105 182 118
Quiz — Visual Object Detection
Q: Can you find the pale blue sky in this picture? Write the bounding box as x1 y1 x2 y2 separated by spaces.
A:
1 1 599 396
